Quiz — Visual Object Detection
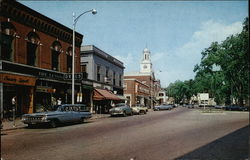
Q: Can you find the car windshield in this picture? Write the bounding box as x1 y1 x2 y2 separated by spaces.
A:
115 103 126 107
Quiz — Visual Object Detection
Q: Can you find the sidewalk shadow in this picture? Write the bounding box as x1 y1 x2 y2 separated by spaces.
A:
175 125 249 160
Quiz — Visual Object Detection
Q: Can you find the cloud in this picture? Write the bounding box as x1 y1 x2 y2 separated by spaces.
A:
159 20 243 86
116 20 243 87
176 20 242 59
114 53 139 72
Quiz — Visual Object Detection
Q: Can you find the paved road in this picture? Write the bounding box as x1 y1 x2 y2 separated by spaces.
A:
1 108 249 160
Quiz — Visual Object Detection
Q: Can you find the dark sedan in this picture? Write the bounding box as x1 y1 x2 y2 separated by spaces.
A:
224 105 248 111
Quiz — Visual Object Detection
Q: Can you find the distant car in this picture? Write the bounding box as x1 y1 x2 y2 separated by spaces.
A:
109 103 133 116
21 104 92 128
214 105 225 109
131 104 148 115
153 104 173 111
225 105 247 111
187 104 194 109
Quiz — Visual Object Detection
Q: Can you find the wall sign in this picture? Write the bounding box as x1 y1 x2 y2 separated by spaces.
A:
0 73 36 86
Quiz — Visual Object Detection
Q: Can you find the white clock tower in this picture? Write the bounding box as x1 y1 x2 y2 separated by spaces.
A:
140 48 153 74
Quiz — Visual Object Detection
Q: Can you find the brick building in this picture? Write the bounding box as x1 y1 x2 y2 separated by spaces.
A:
123 78 150 107
124 48 161 108
0 0 83 118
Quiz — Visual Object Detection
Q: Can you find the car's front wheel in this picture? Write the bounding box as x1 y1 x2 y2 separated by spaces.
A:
123 111 127 117
50 120 58 128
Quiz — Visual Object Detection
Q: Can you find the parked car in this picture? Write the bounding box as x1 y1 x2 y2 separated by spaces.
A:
21 104 92 128
109 103 133 116
131 104 148 115
214 105 225 109
224 105 248 111
153 104 173 111
187 104 194 109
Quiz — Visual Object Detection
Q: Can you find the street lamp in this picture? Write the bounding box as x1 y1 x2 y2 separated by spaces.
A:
72 9 97 104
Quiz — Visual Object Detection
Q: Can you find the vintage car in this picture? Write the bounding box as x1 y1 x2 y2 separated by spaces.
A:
21 104 92 128
153 104 173 111
131 104 148 115
109 103 133 117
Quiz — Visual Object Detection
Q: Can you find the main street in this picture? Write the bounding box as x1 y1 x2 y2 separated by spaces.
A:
1 107 249 160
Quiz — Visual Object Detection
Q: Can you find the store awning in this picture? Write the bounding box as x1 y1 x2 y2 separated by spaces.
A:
93 88 121 101
116 95 127 100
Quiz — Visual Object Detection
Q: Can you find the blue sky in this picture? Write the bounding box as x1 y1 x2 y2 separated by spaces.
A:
20 1 248 87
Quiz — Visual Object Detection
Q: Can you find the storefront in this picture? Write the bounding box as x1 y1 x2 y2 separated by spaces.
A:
93 88 121 114
0 72 36 119
0 60 81 118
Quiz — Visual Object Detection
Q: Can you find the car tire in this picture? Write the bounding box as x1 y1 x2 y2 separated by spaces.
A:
139 110 144 115
123 111 127 117
27 124 35 128
80 117 85 123
50 120 58 128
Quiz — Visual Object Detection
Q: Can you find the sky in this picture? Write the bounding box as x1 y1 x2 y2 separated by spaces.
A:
20 1 248 87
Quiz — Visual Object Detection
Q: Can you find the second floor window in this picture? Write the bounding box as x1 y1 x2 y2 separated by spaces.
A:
81 64 87 72
66 47 72 72
51 41 62 71
119 74 122 87
0 22 16 61
97 65 101 81
113 72 116 86
26 32 40 66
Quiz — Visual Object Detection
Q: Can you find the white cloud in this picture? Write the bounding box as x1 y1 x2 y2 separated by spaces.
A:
114 53 140 72
116 20 243 87
160 20 243 86
177 20 242 58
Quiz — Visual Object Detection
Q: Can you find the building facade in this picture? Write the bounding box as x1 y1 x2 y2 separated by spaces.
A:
124 48 161 108
80 45 125 113
123 78 150 107
0 0 83 118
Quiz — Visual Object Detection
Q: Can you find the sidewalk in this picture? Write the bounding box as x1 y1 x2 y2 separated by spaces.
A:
1 114 110 131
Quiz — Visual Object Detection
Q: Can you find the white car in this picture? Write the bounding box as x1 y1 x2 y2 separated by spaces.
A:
131 104 148 115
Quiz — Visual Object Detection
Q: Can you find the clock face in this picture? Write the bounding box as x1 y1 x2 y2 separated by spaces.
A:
143 65 147 69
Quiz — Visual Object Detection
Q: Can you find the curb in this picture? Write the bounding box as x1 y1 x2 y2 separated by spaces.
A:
1 115 110 131
1 125 27 132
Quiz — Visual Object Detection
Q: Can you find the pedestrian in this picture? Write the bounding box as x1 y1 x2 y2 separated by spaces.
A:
57 98 62 105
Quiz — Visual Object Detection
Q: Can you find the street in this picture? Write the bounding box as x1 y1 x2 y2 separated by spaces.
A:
1 107 249 160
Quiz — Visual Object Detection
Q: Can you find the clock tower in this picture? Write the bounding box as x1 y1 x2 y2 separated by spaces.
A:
140 48 153 74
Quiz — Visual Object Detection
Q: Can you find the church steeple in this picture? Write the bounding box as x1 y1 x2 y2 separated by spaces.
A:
140 47 153 74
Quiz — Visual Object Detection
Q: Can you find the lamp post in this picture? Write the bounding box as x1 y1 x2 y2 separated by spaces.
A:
72 9 97 104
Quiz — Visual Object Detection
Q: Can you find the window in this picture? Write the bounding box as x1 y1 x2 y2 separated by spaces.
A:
123 83 127 90
159 93 164 97
81 64 87 72
97 65 101 81
106 67 109 77
66 47 72 72
51 41 62 71
119 74 122 87
26 32 40 66
0 22 16 61
113 72 116 86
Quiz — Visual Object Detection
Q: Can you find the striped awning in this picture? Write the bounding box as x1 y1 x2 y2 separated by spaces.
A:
93 88 121 101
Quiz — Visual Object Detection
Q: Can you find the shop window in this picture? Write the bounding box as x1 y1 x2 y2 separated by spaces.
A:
51 41 62 71
0 22 16 61
26 32 40 66
66 47 72 72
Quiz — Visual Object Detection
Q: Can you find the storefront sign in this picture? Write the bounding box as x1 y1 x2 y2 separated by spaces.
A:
36 86 56 93
0 73 36 86
64 73 83 80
